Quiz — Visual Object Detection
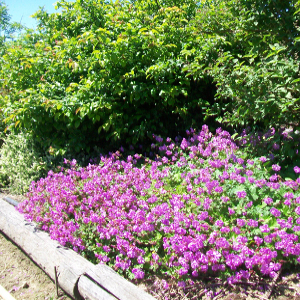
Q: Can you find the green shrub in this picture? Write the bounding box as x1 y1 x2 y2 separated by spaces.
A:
0 0 218 156
0 0 299 158
0 131 48 193
186 0 300 128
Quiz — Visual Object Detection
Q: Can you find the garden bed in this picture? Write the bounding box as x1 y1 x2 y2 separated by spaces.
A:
2 126 300 299
0 196 155 300
1 196 300 300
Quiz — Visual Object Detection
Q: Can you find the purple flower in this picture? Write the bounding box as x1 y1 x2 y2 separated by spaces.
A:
294 166 300 174
162 156 168 164
270 208 281 217
132 268 145 279
284 192 294 199
272 164 281 172
215 220 224 227
260 224 270 233
162 280 169 289
260 156 267 163
254 236 263 245
264 235 273 243
225 253 243 270
228 208 235 215
269 174 278 182
264 197 273 205
247 160 254 165
232 227 241 234
137 256 145 264
237 158 244 164
215 237 230 249
192 270 198 277
221 196 230 203
246 170 253 176
152 253 159 261
247 219 258 227
220 226 230 233
206 249 222 263
236 191 247 198
277 219 292 229
293 226 300 232
245 201 253 209
236 219 246 227
178 268 189 276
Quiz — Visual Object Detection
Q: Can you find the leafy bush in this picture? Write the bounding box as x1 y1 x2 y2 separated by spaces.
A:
0 1 215 156
0 0 299 159
0 131 48 193
236 126 300 170
182 0 300 128
18 126 300 285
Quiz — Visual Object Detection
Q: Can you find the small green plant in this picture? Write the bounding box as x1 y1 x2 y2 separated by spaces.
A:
0 131 48 194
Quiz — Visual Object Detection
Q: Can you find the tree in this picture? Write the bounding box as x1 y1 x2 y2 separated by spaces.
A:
0 1 22 48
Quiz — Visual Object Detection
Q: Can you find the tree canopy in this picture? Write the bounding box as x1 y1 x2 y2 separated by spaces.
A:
0 1 22 48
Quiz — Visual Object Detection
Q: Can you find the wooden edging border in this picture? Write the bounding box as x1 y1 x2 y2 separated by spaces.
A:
0 197 155 300
0 283 17 300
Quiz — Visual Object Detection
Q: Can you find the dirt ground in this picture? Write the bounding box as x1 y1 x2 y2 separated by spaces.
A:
0 232 72 300
2 192 300 300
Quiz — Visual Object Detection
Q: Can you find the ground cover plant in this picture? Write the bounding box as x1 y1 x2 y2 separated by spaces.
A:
17 126 300 291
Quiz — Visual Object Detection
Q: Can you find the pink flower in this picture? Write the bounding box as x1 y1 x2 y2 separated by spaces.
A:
272 164 281 172
294 166 300 174
264 197 273 205
260 224 270 233
236 219 246 227
270 208 281 217
236 191 247 198
228 208 235 215
260 156 267 163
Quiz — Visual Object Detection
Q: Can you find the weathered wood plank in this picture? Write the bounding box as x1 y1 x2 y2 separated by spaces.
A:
78 275 117 300
86 264 155 300
0 284 17 300
0 199 85 298
0 198 155 300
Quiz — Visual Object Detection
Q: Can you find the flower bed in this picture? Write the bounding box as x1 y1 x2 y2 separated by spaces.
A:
17 125 300 287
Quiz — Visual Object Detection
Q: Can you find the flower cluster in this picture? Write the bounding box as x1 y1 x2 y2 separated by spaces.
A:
238 126 300 163
17 125 300 285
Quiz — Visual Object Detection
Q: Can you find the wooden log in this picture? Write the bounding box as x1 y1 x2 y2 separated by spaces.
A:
78 275 117 300
84 264 154 300
0 198 155 300
0 284 17 300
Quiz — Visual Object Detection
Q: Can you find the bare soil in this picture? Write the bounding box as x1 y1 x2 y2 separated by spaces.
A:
0 232 72 300
140 270 300 300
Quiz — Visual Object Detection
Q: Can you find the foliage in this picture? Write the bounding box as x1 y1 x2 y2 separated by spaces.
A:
0 131 48 194
0 0 215 157
236 126 300 171
184 0 300 128
0 1 23 135
18 126 300 285
0 0 299 161
0 1 23 49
